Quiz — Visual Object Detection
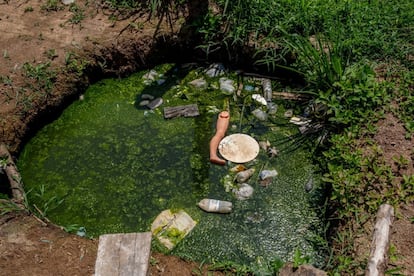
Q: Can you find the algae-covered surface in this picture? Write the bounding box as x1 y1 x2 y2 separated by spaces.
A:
18 63 326 268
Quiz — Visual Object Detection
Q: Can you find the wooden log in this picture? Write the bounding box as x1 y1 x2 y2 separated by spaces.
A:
163 104 199 119
95 232 152 276
0 143 25 206
366 204 394 276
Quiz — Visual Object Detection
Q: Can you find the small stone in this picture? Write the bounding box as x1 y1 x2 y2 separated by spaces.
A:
189 78 208 89
284 109 293 118
62 0 75 5
146 97 163 110
139 100 150 106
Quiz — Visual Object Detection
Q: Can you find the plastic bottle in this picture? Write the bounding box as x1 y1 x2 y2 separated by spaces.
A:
262 78 272 102
198 199 233 213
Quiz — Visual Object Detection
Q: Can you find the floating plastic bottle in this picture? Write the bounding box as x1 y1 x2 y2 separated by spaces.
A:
262 78 272 102
198 199 233 213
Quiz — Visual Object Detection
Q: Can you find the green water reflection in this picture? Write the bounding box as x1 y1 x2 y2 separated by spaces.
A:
18 63 326 267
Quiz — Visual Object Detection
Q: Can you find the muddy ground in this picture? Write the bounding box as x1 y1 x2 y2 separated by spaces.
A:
0 1 413 275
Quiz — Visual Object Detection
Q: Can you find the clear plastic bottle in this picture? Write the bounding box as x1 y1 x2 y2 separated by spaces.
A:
198 199 233 213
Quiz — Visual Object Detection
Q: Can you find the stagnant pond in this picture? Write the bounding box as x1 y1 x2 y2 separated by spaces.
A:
18 63 327 269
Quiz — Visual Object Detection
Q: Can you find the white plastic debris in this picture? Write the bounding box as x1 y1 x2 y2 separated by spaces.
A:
219 78 235 95
252 94 267 106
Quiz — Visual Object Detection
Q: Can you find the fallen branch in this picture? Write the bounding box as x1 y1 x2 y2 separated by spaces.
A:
366 204 394 276
0 143 25 207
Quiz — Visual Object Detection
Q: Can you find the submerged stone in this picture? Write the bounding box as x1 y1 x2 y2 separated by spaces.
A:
146 97 163 110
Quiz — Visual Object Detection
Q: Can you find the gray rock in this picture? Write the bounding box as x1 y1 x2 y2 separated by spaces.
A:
146 97 163 110
189 78 208 89
219 77 235 95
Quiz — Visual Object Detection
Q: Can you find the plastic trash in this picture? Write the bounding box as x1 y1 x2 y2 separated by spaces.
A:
189 78 208 89
233 183 254 200
252 94 267 106
205 63 226 77
219 78 235 95
235 168 255 183
262 79 272 102
259 169 278 180
198 199 233 213
252 108 268 121
267 102 278 115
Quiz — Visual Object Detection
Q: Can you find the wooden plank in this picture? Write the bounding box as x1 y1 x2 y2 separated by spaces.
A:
95 232 152 276
163 104 199 119
366 204 394 276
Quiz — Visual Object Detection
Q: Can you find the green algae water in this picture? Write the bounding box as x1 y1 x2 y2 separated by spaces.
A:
18 63 327 269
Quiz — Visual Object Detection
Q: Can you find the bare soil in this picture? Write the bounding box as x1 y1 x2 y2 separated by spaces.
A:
0 1 413 275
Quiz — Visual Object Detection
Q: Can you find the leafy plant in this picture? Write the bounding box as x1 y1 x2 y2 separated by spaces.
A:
41 0 64 12
23 62 57 96
68 4 85 25
0 199 22 215
292 248 310 268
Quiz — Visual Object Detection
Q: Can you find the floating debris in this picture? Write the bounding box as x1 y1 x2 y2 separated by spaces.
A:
252 94 267 106
259 177 273 187
235 168 255 183
151 209 197 250
259 169 278 180
259 140 271 151
141 94 155 100
305 177 314 192
219 134 260 164
205 63 226 77
206 105 220 114
142 69 159 85
267 147 278 158
262 78 272 102
219 78 236 95
244 85 255 92
284 109 293 118
139 100 150 106
233 183 254 200
198 199 233 213
289 116 311 126
230 164 247 172
267 102 278 115
252 108 268 121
